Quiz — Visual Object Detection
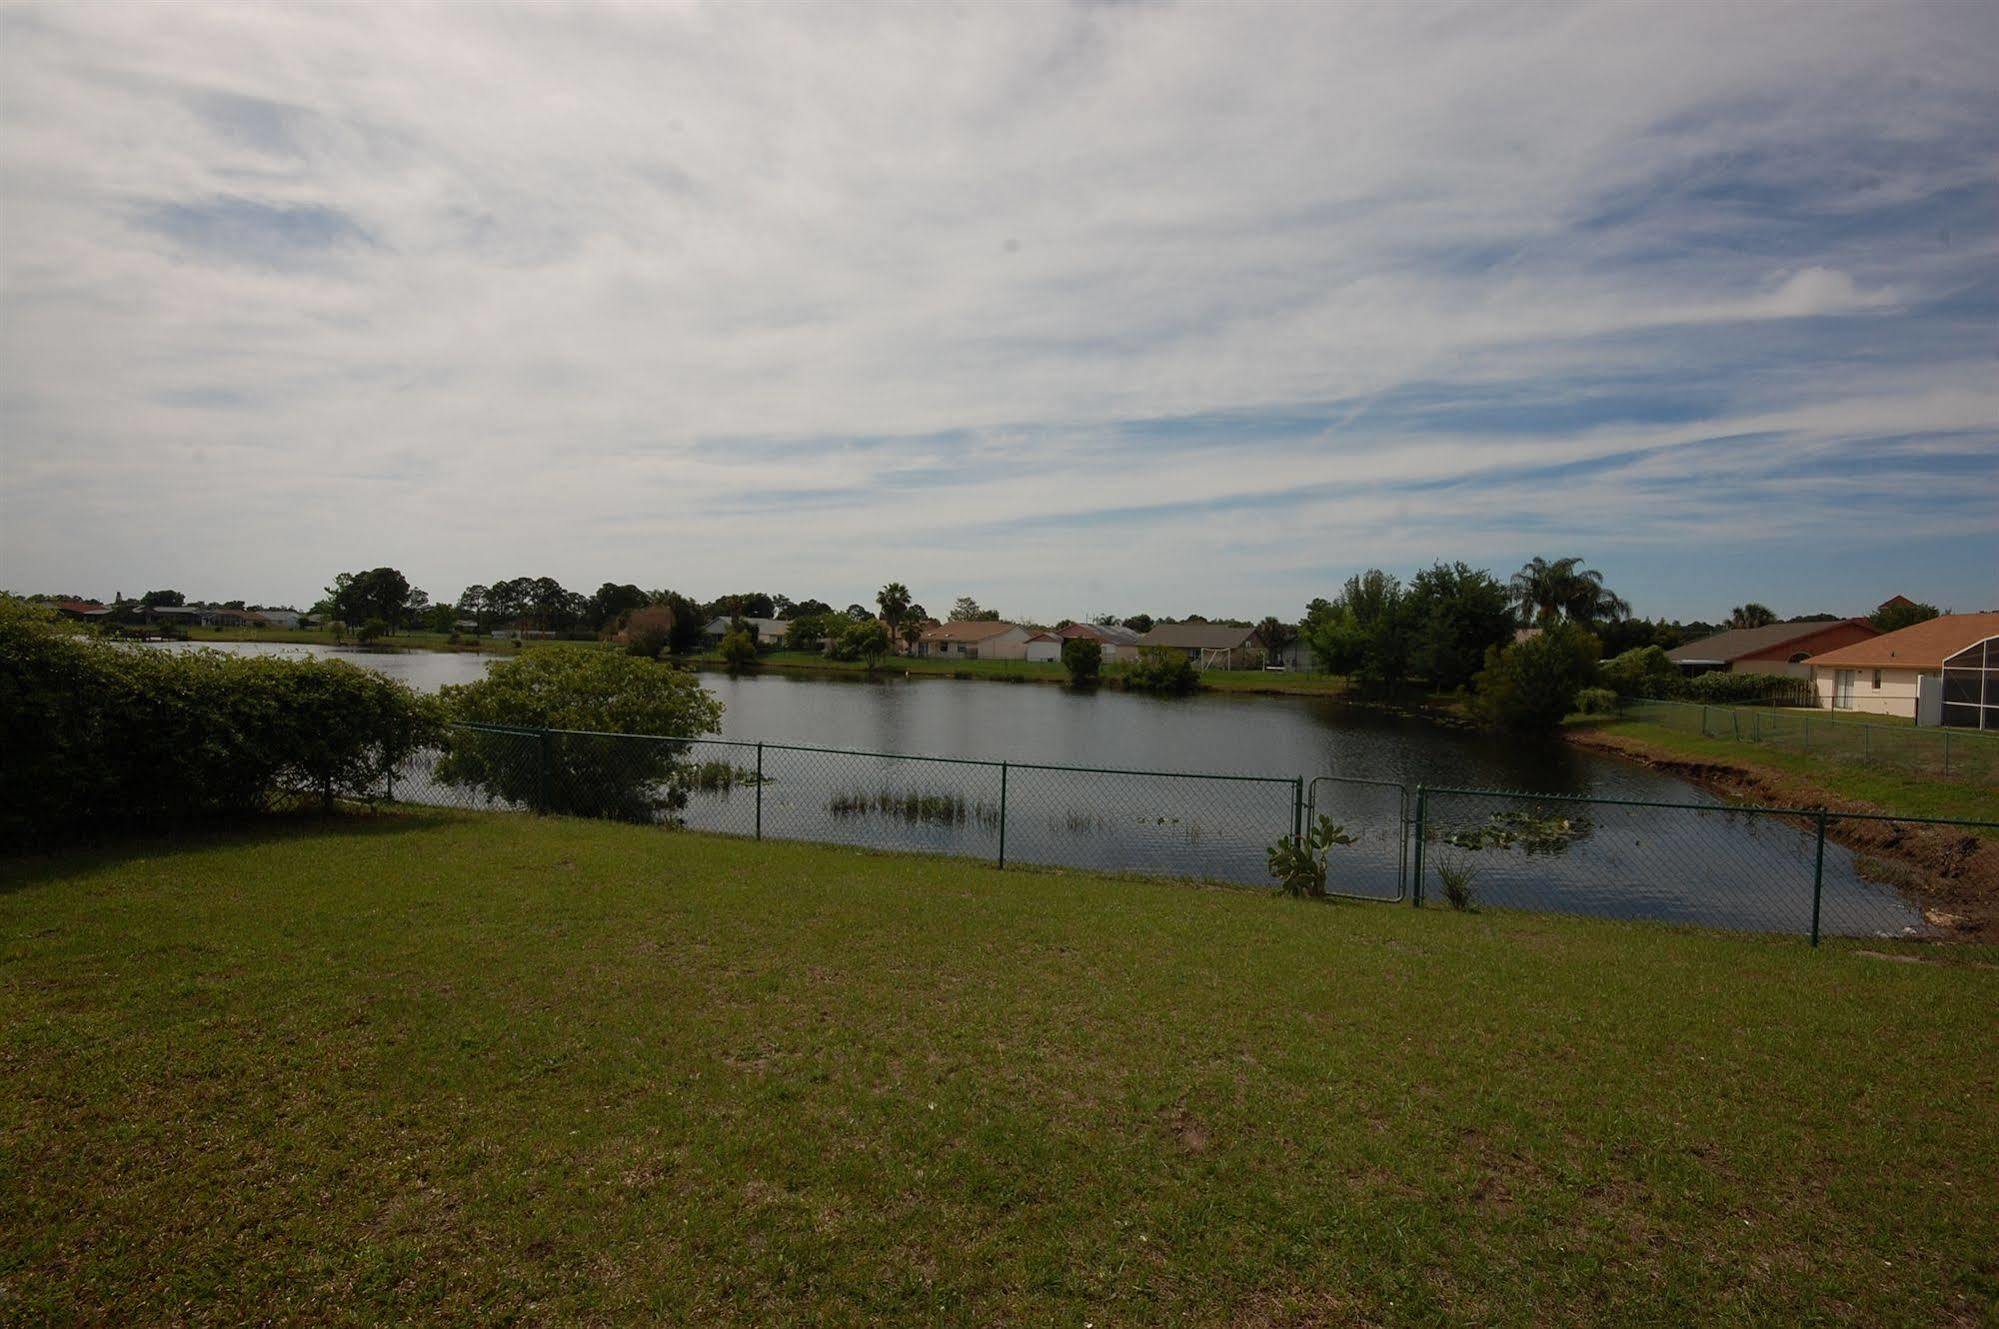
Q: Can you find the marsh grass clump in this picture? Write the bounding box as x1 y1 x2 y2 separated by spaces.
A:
827 788 999 828
683 761 766 792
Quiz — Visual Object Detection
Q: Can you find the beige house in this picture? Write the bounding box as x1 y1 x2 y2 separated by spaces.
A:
1023 631 1063 664
1666 619 1878 680
1137 622 1265 670
1805 612 1999 721
916 620 1034 661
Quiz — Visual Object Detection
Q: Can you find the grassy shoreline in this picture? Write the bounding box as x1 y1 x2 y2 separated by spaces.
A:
5 811 1994 1324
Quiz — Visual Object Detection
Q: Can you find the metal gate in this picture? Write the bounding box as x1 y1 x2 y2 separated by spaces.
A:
1304 775 1409 902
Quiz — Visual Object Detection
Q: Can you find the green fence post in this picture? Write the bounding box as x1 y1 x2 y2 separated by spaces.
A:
997 762 1009 869
755 741 764 840
1293 777 1304 843
1410 787 1427 907
1810 809 1828 947
537 728 551 815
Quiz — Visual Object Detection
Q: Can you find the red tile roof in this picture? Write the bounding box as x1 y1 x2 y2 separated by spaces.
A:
1805 613 1999 670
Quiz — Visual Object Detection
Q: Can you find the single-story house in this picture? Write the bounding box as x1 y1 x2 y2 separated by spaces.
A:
1137 622 1264 670
1053 621 1143 663
916 620 1034 661
1267 637 1318 671
702 616 790 648
1023 631 1063 664
51 599 112 621
206 609 268 628
259 609 303 630
1667 619 1878 679
1805 612 1999 723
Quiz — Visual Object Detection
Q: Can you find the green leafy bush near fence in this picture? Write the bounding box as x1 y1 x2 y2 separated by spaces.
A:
1682 670 1812 706
1119 645 1200 694
0 596 441 841
436 649 723 821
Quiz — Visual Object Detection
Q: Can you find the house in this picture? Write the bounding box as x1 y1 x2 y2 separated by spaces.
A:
1804 612 1999 723
1666 619 1878 679
1267 637 1317 671
259 609 303 630
1137 622 1264 670
206 608 268 628
1054 621 1143 663
1023 631 1063 664
916 620 1034 661
702 616 790 648
50 599 111 621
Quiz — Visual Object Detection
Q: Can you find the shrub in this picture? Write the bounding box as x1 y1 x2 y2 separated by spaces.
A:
0 597 442 842
358 617 391 644
1684 671 1812 707
718 628 759 671
622 605 674 658
1574 686 1619 716
1125 646 1200 694
1437 858 1479 912
1473 621 1601 730
1060 636 1102 684
1266 816 1357 899
827 620 890 668
1600 645 1680 699
437 648 724 823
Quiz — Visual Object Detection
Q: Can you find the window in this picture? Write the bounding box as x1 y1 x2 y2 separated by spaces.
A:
1871 670 1881 690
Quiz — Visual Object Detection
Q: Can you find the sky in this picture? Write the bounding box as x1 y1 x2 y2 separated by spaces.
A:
2 0 1995 623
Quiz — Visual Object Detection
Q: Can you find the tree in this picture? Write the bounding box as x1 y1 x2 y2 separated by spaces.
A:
436 650 723 822
789 598 833 620
707 592 775 620
587 583 649 632
1872 598 1940 633
1255 616 1295 661
1473 621 1602 730
1303 570 1409 693
1727 603 1777 629
456 585 491 633
786 612 838 653
899 606 928 655
949 596 999 622
646 590 706 655
1509 557 1630 627
876 582 912 651
1125 646 1200 694
140 589 185 608
830 619 890 669
1600 645 1679 699
424 603 457 634
328 568 413 632
845 603 873 623
1061 636 1103 684
719 628 759 671
1404 562 1515 691
622 605 675 658
1122 613 1155 635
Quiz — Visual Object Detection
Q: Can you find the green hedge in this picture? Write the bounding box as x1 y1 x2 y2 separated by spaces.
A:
2 598 442 842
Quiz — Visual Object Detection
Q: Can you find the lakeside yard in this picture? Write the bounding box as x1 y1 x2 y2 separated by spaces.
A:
4 813 1994 1325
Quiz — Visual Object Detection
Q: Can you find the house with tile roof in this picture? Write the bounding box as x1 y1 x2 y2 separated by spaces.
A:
1804 612 1999 723
916 619 1034 661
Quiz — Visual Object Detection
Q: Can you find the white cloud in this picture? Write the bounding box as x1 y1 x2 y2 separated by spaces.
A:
1 0 1995 617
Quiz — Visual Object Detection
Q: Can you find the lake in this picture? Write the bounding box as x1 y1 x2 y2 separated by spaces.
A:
146 641 1931 939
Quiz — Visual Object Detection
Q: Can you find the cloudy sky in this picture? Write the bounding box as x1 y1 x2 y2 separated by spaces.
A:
3 1 1995 622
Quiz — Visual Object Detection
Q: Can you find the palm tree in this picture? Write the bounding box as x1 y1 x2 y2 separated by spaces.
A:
1727 603 1776 629
876 582 912 653
1510 557 1629 627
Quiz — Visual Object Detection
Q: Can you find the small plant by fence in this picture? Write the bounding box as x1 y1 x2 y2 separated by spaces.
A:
1621 698 1998 784
386 724 1996 951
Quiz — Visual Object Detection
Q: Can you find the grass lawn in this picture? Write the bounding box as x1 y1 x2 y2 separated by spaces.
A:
1580 718 1999 829
4 814 1995 1325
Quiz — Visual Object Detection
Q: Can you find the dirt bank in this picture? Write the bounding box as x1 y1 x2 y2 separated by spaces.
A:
1569 728 1998 944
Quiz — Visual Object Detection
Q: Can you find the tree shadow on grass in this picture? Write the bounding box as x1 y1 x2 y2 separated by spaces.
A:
0 807 467 895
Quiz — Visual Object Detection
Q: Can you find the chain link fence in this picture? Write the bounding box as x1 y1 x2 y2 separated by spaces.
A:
1621 697 1999 783
384 725 1995 950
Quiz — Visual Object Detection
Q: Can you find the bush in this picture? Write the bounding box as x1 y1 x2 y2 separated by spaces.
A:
1124 646 1200 694
826 620 889 668
1060 636 1102 684
1574 686 1619 716
1684 671 1812 707
358 617 391 644
1473 621 1601 730
622 606 674 659
718 628 759 671
436 648 723 822
1600 645 1679 699
0 597 442 842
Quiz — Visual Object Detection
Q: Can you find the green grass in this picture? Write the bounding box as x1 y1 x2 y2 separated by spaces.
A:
5 814 1995 1325
1588 718 1999 828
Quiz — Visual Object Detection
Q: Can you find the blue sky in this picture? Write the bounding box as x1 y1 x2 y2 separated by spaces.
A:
2 1 1994 621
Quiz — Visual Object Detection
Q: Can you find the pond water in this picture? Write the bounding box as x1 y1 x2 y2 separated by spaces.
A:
145 641 1932 939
